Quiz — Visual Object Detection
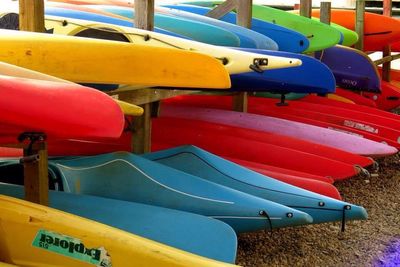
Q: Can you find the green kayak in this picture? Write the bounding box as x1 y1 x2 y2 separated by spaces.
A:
186 1 342 52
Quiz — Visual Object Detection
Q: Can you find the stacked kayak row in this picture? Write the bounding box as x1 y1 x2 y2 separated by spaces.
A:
3 0 400 266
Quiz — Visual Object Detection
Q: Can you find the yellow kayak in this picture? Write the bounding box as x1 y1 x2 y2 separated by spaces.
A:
0 61 143 116
40 15 301 74
327 93 356 104
0 195 236 267
0 10 301 75
0 28 231 89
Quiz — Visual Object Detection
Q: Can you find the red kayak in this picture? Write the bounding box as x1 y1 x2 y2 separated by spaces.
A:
224 157 341 200
295 90 400 122
152 117 362 180
362 80 400 111
250 98 400 144
0 75 124 144
163 95 400 148
315 89 377 108
159 110 374 168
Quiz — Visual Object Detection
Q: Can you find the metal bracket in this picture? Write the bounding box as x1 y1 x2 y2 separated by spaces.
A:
276 94 289 106
18 132 47 156
249 58 268 73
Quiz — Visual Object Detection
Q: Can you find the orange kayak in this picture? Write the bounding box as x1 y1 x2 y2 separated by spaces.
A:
311 9 400 51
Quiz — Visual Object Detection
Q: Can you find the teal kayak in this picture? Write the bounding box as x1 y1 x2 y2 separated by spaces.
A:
43 152 313 233
142 145 368 225
85 4 244 47
155 5 278 49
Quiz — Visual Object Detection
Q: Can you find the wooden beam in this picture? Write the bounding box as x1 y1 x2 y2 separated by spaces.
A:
134 0 154 31
354 0 365 51
320 2 332 24
205 0 237 19
382 0 392 82
18 0 45 32
374 53 400 66
22 141 48 205
115 88 198 106
300 0 312 18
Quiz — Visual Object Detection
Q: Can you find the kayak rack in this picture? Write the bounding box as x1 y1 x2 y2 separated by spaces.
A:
7 0 398 208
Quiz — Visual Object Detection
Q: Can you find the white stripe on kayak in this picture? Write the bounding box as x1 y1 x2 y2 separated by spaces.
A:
56 159 235 205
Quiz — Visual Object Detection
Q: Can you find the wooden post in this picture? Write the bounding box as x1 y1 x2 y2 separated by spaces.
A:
382 0 392 82
18 0 45 32
131 103 152 154
134 0 154 31
354 0 365 51
320 2 332 24
131 0 154 154
18 1 48 205
300 0 312 18
232 0 252 113
236 0 252 28
22 139 49 205
205 0 251 112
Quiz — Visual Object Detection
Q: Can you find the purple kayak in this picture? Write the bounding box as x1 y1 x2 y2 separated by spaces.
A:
315 45 381 93
161 105 397 157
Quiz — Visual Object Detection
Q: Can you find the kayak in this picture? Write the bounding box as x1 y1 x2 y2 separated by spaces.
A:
311 9 400 51
0 182 238 263
228 48 335 94
315 45 381 93
158 110 374 168
219 157 341 199
151 117 365 180
184 1 342 52
1 1 193 39
0 61 144 116
161 4 310 53
160 99 398 157
50 152 313 233
0 28 231 88
0 194 237 266
362 80 400 111
142 145 368 225
153 5 277 49
44 5 244 47
0 74 124 141
150 144 342 199
328 89 378 108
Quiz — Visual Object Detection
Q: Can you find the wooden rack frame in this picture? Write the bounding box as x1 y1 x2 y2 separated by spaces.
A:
11 0 395 205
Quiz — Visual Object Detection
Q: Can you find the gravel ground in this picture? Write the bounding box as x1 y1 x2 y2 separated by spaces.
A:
236 154 400 267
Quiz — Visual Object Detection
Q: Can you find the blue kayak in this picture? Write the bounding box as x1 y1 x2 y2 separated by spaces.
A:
163 4 309 53
315 45 381 93
42 152 312 233
0 182 237 263
142 145 368 225
228 48 336 94
84 5 242 47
